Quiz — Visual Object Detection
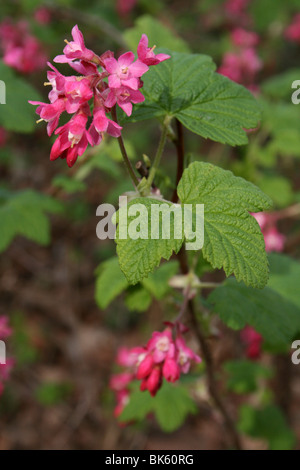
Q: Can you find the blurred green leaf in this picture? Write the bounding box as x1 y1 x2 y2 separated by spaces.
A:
142 261 179 299
209 277 300 347
0 61 43 133
268 253 300 310
238 404 296 450
267 129 300 159
224 360 273 394
125 285 152 311
258 175 293 207
0 190 62 252
262 68 300 101
261 99 300 134
52 175 86 194
95 257 128 309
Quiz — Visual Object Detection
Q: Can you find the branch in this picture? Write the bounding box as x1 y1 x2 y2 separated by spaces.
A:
177 247 243 450
188 298 242 450
111 107 139 188
171 119 185 203
146 123 168 189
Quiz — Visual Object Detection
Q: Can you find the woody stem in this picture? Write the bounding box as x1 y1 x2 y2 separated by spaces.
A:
111 107 139 188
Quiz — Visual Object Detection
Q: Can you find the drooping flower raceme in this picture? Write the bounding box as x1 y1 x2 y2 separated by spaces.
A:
110 323 201 417
30 25 170 168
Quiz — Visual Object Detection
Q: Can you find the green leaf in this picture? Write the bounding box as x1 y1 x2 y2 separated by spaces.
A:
208 278 300 347
268 253 300 310
115 198 184 285
178 162 272 288
125 52 260 146
52 175 86 194
142 260 179 299
120 381 197 432
0 61 43 133
124 15 190 53
238 404 296 450
125 285 152 312
224 360 273 394
95 257 128 309
0 189 61 252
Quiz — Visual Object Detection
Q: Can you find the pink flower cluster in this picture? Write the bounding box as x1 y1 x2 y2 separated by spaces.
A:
241 326 263 359
285 14 300 44
0 19 47 74
30 26 170 168
0 316 14 397
218 28 262 91
110 323 201 416
252 212 285 252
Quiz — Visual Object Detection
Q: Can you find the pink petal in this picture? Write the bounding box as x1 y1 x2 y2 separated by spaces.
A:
77 133 89 156
118 51 135 67
129 60 149 77
137 34 148 61
107 120 122 137
108 74 121 89
104 57 118 74
122 77 139 90
119 101 132 116
156 53 171 62
53 54 69 63
66 147 79 167
71 25 85 49
104 90 117 108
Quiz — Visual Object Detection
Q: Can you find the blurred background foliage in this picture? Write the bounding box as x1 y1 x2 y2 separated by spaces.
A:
0 0 300 450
